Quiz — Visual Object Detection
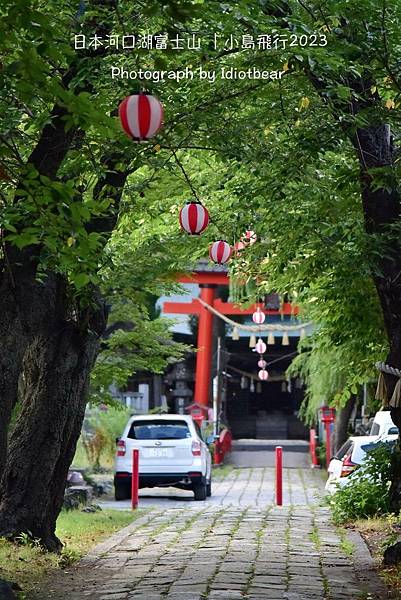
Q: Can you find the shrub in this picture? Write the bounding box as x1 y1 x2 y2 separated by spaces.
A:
96 406 131 462
317 442 326 467
81 406 131 470
81 426 109 470
326 442 394 524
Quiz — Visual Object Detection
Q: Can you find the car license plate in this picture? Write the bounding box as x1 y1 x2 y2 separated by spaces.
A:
143 447 173 458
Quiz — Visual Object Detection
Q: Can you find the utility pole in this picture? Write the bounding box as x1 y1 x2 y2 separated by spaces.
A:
362 382 368 417
213 336 222 437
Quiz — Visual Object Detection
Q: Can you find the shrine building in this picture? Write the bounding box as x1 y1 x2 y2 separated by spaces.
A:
160 262 312 440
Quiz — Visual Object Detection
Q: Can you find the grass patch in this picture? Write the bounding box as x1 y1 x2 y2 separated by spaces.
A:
353 515 397 556
309 526 321 549
337 529 354 557
352 515 401 599
380 564 401 600
0 509 142 595
56 508 140 555
339 537 355 557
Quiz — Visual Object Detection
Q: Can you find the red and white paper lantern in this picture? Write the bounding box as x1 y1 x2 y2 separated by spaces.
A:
233 240 245 255
255 338 267 354
242 230 257 245
209 240 232 265
119 93 164 141
258 369 269 381
179 201 209 235
252 308 265 324
258 359 267 369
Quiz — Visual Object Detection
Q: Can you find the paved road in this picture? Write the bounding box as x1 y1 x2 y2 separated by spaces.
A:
101 467 323 510
31 467 386 600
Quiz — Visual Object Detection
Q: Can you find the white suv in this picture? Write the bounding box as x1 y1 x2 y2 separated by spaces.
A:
369 410 398 436
114 414 212 501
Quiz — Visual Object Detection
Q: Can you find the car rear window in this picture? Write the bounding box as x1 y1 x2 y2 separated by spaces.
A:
370 422 380 436
351 442 373 464
334 439 352 460
127 420 191 440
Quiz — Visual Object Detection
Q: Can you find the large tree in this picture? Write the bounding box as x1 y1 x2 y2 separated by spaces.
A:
0 0 208 549
220 0 401 504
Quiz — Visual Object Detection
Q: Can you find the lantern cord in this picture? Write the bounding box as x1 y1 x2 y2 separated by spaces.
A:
198 297 312 332
228 356 296 381
171 149 201 203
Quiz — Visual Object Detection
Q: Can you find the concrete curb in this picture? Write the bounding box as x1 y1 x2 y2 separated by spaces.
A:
346 529 390 599
79 509 157 565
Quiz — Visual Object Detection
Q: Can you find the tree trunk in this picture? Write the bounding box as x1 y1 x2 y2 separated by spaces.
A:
388 408 401 512
0 273 107 551
0 247 41 478
333 396 355 455
0 0 127 549
0 142 127 550
0 301 26 479
353 124 401 510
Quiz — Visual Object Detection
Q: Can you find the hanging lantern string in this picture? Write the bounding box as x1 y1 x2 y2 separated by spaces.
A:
228 356 296 381
211 348 297 372
171 148 201 203
228 365 265 382
198 297 312 332
171 148 228 238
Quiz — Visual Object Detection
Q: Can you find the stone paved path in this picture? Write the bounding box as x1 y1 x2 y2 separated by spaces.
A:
31 468 386 600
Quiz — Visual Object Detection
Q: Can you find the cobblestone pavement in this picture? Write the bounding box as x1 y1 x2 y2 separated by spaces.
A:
31 468 386 600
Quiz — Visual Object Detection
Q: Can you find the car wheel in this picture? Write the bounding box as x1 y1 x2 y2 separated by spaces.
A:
193 481 207 501
114 481 130 501
206 478 212 497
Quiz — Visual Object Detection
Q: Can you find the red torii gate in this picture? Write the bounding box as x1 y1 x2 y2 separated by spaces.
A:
163 271 298 407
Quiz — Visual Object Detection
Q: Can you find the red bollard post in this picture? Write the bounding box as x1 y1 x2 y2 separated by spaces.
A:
325 422 331 469
310 428 320 468
131 449 139 510
319 407 335 469
275 446 283 506
214 438 223 465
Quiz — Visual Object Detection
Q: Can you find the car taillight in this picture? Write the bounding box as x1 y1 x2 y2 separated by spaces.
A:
117 440 126 457
191 440 201 456
340 453 356 477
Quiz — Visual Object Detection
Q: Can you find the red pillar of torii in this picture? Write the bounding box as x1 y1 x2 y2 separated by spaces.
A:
163 272 298 407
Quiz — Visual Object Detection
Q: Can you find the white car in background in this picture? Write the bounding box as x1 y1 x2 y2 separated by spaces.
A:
369 410 398 436
325 433 398 494
114 414 212 501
